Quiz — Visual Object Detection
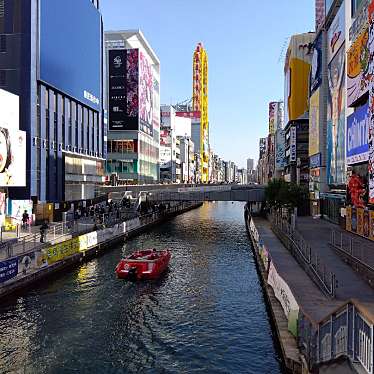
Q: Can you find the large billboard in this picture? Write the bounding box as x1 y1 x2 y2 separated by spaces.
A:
368 1 374 204
275 129 285 170
309 89 320 156
39 0 101 111
269 102 277 135
0 89 19 130
347 104 369 165
0 128 26 187
327 3 345 62
327 45 346 185
347 27 370 107
310 34 322 94
139 51 153 136
108 49 139 131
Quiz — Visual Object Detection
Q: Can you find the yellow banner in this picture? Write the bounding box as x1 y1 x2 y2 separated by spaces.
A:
43 237 80 264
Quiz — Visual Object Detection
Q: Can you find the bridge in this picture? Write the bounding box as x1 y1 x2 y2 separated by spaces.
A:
101 184 265 203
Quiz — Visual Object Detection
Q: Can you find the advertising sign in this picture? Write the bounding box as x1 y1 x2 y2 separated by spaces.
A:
0 89 19 130
8 200 33 222
259 138 267 158
275 129 285 170
347 28 370 107
0 258 18 284
310 153 321 168
325 0 334 15
267 261 299 337
309 90 320 156
327 45 346 185
311 35 322 93
269 102 277 135
368 1 374 204
0 129 26 187
108 49 139 131
346 206 352 231
139 51 153 136
153 77 160 132
290 126 297 162
39 0 101 110
357 207 364 236
327 3 345 62
316 0 325 31
347 104 369 164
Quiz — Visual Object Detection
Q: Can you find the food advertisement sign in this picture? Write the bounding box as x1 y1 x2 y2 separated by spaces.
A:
327 45 346 186
347 27 370 107
0 128 26 187
309 90 320 156
346 103 369 165
327 3 345 62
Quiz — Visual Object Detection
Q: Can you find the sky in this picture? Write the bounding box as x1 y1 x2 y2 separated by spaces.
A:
101 0 315 168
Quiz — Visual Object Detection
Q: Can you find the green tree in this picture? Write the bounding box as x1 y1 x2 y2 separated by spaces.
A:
265 179 306 210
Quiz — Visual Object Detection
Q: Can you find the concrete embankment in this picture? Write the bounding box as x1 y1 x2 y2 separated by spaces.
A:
245 208 374 374
0 203 202 300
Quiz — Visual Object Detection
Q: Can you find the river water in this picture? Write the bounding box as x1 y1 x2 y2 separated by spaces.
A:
0 202 283 373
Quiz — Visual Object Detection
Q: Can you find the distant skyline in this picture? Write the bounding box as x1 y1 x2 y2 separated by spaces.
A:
101 0 315 168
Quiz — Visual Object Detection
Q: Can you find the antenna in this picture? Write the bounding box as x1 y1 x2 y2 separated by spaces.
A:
278 36 290 64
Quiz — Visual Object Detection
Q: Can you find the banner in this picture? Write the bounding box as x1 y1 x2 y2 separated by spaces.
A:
347 27 370 107
275 129 285 170
327 3 345 62
309 90 320 156
267 261 299 336
43 237 80 265
0 257 18 283
290 126 297 162
327 44 346 185
347 104 369 164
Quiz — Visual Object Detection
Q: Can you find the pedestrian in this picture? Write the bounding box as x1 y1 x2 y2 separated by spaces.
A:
40 220 49 243
22 210 29 230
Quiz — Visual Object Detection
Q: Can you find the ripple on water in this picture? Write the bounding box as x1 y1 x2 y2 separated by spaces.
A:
0 202 284 374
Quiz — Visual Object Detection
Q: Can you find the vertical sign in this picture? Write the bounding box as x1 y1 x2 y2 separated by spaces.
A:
108 49 139 131
369 1 374 203
290 126 297 162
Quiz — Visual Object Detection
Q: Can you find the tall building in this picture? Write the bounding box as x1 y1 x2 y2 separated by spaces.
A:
2 0 105 203
247 158 254 172
192 43 209 183
105 30 160 184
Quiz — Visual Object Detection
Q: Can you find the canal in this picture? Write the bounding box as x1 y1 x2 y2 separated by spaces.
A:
0 202 283 373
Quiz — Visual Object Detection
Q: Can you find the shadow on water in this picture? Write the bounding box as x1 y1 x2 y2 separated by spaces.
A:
0 202 286 374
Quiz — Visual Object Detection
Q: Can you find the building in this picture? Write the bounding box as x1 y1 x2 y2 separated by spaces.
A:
105 30 160 184
2 0 105 203
247 158 254 173
179 136 195 183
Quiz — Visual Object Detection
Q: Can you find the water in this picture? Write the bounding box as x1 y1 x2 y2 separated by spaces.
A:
0 202 283 373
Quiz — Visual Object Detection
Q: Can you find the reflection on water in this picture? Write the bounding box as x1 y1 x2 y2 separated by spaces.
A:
0 202 283 373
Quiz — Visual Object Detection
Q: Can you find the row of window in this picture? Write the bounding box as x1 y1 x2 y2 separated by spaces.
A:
107 140 137 154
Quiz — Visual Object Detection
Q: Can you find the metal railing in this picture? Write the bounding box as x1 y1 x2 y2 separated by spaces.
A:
330 230 374 276
270 212 337 298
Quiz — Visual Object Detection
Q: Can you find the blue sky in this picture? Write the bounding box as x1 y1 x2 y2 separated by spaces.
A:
101 0 315 168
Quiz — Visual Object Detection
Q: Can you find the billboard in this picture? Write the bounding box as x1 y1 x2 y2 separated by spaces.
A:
153 77 160 132
259 138 266 158
290 126 297 162
39 0 101 110
327 3 345 62
0 128 26 187
309 89 320 156
368 0 374 204
310 34 322 93
316 0 325 31
269 102 277 134
347 104 369 165
275 129 285 170
108 49 139 131
0 89 19 130
347 27 370 107
139 51 153 136
327 45 346 185
284 33 314 125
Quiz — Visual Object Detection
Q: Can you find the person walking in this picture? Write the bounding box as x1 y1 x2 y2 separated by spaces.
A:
40 220 49 243
22 210 29 230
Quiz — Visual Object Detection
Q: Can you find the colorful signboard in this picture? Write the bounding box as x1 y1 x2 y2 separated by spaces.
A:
8 199 33 222
347 104 369 165
269 102 277 135
309 89 320 156
275 129 285 170
310 153 321 168
346 206 374 241
327 45 346 186
347 27 370 107
290 126 297 162
327 3 345 62
316 0 325 31
0 257 18 284
368 1 374 204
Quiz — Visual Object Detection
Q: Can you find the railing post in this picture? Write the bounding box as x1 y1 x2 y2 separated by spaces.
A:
340 232 343 250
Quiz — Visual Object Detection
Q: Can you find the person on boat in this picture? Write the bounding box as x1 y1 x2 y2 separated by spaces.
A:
40 220 49 243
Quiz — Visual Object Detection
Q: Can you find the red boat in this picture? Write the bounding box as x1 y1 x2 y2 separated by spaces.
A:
115 249 171 280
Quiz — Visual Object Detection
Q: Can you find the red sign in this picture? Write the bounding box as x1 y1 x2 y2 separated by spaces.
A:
175 111 201 119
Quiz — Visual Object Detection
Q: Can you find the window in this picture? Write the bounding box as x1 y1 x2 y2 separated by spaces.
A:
0 35 6 52
0 70 5 87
